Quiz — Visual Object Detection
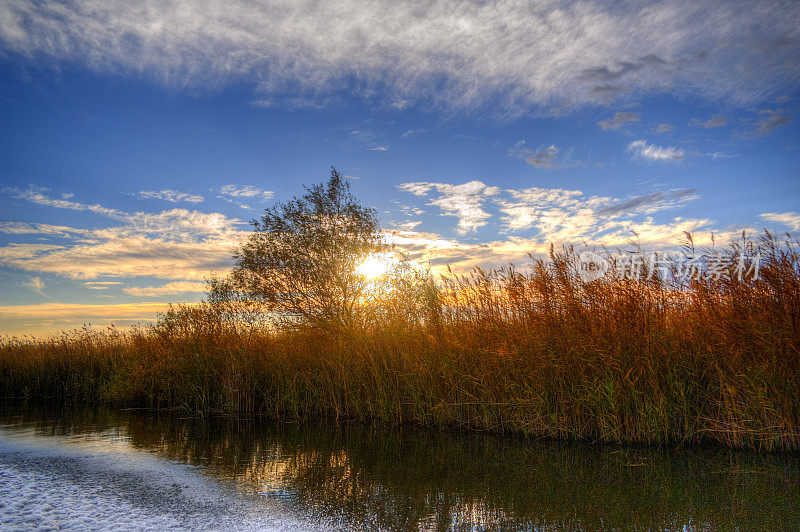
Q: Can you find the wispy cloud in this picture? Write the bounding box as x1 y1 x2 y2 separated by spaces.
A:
628 139 685 161
402 129 426 137
399 179 704 245
706 151 738 159
761 211 800 231
596 189 698 216
654 123 675 134
0 222 90 237
25 276 48 298
138 189 204 203
0 302 170 336
508 141 572 168
690 115 727 128
752 109 792 136
82 281 124 290
1 1 797 115
123 281 206 297
3 186 127 219
217 185 274 200
598 112 640 131
0 188 247 281
397 181 499 234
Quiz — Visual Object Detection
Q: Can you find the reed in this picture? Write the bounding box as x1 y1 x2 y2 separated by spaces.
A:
1 232 798 451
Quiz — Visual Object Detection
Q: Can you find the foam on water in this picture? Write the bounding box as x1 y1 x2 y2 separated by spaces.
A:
0 427 336 531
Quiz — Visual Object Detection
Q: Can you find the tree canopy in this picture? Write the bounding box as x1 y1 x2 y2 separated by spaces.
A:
212 168 388 329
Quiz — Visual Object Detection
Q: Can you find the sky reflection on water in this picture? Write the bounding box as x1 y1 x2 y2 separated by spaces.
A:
1 407 797 531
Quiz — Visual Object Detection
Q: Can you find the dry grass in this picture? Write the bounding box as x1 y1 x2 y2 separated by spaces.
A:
2 232 798 451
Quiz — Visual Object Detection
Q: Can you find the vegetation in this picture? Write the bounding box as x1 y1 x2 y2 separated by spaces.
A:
213 168 389 330
1 172 799 451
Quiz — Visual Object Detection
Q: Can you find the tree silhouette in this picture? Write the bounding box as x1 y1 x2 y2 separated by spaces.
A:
213 168 386 329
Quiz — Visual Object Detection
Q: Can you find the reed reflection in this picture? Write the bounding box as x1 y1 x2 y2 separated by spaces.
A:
2 408 797 531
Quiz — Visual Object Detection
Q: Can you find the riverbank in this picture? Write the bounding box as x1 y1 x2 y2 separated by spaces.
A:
2 237 798 451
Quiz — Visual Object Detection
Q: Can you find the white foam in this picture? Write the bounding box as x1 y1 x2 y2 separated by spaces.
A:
0 427 336 531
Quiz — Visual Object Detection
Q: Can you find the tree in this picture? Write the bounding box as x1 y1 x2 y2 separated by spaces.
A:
214 168 387 329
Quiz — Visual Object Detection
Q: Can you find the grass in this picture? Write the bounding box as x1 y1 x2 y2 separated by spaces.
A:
1 232 798 451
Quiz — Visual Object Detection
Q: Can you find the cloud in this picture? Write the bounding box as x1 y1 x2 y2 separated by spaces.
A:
123 281 206 296
1 1 798 115
0 302 170 337
82 281 124 290
0 302 167 320
752 109 792 136
596 189 698 216
389 213 722 277
508 141 570 168
25 276 48 298
597 112 640 131
0 222 90 237
627 139 685 161
0 233 241 281
3 186 127 219
138 189 204 203
217 185 274 200
397 181 499 234
654 123 675 133
706 151 738 159
0 188 247 281
690 115 727 128
399 178 704 244
761 211 800 231
393 220 422 231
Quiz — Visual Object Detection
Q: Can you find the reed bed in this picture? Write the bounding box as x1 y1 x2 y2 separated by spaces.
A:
1 232 798 451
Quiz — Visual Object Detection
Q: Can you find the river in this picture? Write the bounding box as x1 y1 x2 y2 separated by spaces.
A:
0 407 797 530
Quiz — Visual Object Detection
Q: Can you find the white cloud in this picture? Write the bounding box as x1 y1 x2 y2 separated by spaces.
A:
628 139 685 161
654 123 675 133
1 1 797 115
399 179 704 247
393 220 422 231
761 211 800 231
3 185 127 219
217 185 274 200
388 214 723 276
0 188 248 281
25 276 48 298
398 181 499 234
138 189 204 203
706 151 738 159
598 112 640 131
123 281 206 296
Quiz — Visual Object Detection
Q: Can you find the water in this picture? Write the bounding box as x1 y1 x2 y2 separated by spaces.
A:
0 407 797 531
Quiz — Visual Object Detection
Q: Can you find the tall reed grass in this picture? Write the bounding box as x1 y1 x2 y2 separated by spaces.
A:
1 232 798 450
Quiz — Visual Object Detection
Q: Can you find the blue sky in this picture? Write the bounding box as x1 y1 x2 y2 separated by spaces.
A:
0 0 798 335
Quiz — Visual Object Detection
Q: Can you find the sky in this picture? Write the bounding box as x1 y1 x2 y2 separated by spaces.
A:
0 0 799 336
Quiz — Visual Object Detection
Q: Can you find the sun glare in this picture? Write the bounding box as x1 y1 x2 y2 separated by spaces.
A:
357 255 389 279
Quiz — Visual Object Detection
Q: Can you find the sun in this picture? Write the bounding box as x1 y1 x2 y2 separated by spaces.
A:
357 255 389 280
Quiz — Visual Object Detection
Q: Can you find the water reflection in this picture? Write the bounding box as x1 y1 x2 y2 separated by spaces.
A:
1 407 797 531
